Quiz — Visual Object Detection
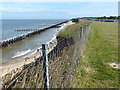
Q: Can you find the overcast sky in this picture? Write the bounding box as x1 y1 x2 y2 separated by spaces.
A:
1 1 118 19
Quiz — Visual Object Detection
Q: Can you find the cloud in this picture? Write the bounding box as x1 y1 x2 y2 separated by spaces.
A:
1 2 118 19
1 0 119 2
2 10 69 19
1 2 68 12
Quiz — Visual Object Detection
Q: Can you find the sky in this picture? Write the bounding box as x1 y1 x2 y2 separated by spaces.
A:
1 2 119 19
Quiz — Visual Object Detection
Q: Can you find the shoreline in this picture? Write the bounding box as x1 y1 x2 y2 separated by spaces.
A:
1 22 68 65
0 20 68 48
0 42 56 78
0 21 74 79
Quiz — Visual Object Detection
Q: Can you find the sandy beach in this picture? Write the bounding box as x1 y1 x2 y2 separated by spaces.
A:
0 21 74 81
0 43 57 78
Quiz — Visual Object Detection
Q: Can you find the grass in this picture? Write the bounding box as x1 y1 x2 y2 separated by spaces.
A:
74 21 119 88
57 21 87 38
8 20 118 88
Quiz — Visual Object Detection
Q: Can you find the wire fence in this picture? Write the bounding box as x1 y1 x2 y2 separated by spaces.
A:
1 22 92 89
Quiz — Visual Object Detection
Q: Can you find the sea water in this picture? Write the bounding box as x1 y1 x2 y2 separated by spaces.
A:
1 19 67 65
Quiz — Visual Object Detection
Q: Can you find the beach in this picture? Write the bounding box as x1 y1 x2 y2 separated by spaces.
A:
0 43 56 78
0 21 74 80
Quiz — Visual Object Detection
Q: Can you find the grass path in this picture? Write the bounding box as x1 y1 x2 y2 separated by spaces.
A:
74 21 119 88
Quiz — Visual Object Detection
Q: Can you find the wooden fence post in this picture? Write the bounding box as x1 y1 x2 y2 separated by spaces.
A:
80 27 83 43
42 44 49 90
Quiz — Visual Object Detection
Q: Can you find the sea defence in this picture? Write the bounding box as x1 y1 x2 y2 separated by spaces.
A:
0 20 69 48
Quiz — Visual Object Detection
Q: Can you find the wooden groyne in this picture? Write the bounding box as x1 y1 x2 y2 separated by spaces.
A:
15 25 61 31
15 29 37 31
0 21 69 48
2 22 92 88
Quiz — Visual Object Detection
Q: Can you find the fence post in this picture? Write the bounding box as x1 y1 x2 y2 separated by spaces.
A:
42 44 49 90
80 27 82 39
84 25 87 40
80 27 83 43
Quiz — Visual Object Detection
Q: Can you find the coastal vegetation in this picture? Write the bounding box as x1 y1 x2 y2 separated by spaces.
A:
97 16 120 19
73 21 119 88
83 16 120 20
57 21 88 38
3 20 118 88
57 20 118 88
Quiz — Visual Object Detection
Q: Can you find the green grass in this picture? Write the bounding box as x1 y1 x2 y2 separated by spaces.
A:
57 21 87 38
74 21 119 88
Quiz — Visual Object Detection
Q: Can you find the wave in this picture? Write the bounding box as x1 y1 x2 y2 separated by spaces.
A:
11 22 67 59
12 49 31 58
58 23 67 30
47 34 57 48
1 22 67 43
47 23 67 47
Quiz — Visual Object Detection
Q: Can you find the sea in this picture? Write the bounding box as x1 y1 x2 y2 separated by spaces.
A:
1 19 67 65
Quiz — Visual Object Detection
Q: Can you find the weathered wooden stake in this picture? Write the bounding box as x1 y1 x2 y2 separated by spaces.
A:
80 27 83 43
42 44 49 90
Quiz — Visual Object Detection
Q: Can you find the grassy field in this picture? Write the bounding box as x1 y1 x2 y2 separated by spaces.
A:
73 21 119 88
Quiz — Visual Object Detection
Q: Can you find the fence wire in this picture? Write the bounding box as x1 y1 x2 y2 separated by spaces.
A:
1 22 92 89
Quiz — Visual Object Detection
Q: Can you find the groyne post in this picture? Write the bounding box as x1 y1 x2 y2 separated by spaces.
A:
42 44 49 90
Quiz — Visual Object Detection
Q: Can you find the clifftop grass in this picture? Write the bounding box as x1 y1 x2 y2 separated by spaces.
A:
74 21 119 88
57 21 88 38
7 20 118 88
